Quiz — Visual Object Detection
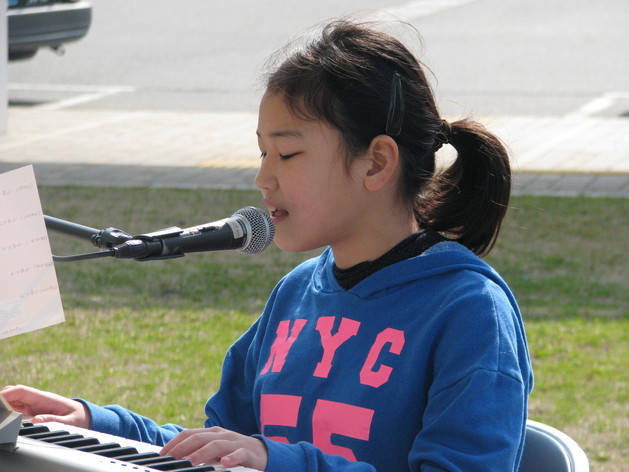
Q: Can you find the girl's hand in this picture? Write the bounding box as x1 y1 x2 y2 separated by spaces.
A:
0 384 90 428
161 426 268 471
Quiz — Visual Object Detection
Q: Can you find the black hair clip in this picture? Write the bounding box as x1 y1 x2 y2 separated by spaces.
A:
386 72 404 137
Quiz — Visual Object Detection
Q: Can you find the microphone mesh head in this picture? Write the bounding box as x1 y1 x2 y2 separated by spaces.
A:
234 207 275 255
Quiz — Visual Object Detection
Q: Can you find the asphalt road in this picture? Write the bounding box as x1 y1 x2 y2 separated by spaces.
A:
7 0 629 118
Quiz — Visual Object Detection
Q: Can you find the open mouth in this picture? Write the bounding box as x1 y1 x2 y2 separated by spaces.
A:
271 208 289 218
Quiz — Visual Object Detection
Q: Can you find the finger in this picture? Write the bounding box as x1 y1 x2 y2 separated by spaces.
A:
160 439 182 456
220 440 268 471
185 439 231 466
2 385 46 411
161 427 227 457
161 429 210 457
0 385 25 405
1 392 34 416
220 448 249 468
1 386 88 428
1 390 39 418
31 414 62 424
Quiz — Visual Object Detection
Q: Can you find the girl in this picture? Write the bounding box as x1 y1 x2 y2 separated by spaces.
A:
2 19 533 472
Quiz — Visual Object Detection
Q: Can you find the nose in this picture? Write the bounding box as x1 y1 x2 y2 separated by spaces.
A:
255 155 277 192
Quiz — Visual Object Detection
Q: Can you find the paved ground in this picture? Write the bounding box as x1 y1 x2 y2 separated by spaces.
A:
1 107 628 197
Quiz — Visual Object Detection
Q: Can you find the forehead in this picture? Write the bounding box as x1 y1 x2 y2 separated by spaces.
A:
257 93 302 133
258 93 342 143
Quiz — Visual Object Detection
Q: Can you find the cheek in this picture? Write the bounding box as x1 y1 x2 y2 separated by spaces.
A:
286 179 324 214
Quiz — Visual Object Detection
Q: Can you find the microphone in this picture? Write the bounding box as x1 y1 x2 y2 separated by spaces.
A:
111 207 275 261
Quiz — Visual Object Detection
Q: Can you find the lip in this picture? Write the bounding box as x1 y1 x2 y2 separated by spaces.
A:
263 198 288 223
271 210 288 224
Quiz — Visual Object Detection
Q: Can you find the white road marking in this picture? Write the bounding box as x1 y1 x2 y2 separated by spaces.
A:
0 110 142 151
567 92 629 119
516 91 629 165
8 83 135 110
369 0 479 21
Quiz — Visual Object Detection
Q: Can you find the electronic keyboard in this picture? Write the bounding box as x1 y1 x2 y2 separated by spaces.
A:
0 421 261 472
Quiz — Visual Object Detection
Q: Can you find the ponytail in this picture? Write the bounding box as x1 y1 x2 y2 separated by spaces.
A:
416 119 511 257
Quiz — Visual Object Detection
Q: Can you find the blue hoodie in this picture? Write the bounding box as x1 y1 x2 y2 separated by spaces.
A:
84 242 533 471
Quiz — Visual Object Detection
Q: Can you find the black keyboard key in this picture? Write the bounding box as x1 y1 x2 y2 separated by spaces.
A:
19 424 50 435
76 441 121 452
148 459 196 471
56 436 100 448
174 466 218 472
115 451 162 462
42 433 84 443
94 445 139 457
25 430 69 440
131 455 178 466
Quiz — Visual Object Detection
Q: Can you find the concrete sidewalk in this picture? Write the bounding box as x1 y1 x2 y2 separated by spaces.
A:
1 107 628 197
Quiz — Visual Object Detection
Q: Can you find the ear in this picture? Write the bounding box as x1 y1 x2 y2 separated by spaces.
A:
363 135 400 192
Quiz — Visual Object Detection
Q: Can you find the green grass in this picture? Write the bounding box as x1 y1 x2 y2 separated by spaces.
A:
2 187 627 471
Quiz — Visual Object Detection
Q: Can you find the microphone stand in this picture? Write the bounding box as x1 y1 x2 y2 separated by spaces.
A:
44 215 134 262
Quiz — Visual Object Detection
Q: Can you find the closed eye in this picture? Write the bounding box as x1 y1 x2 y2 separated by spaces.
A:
280 152 299 160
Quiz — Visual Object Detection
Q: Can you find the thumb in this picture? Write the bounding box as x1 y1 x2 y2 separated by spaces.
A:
31 414 62 424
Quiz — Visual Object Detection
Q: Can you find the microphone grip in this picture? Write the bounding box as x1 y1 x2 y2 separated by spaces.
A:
111 239 163 259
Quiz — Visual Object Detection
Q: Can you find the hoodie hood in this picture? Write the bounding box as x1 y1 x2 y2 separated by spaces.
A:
312 242 506 299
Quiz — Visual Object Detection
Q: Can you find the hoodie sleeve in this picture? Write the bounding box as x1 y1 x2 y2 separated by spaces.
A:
410 368 528 471
78 399 183 446
408 271 531 471
202 320 261 435
259 437 378 472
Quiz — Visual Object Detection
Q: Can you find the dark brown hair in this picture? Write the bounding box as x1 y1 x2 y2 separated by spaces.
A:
263 20 511 257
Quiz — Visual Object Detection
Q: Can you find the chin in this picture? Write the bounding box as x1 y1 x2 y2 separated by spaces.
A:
275 236 322 254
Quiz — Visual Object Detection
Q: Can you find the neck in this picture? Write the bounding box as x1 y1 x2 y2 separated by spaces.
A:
333 229 445 290
332 208 419 269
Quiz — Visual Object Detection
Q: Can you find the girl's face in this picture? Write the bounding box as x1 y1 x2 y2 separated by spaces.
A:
255 92 373 265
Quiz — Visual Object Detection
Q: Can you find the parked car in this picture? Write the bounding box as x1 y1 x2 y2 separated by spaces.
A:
7 0 92 61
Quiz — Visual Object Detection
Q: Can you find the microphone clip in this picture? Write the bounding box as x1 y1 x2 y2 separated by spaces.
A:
112 226 186 261
91 227 134 249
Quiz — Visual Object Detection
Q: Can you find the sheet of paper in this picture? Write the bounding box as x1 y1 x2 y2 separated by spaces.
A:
0 165 65 340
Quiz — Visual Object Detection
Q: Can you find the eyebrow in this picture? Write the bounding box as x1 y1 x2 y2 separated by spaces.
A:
256 129 303 138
